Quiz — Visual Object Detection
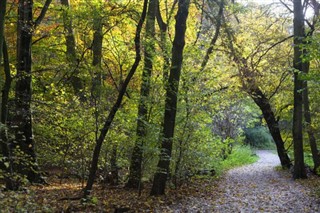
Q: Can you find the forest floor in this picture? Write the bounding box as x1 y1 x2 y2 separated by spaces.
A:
1 150 320 212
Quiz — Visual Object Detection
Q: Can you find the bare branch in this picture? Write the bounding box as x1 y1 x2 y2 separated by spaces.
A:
34 0 52 29
254 35 294 68
280 0 294 13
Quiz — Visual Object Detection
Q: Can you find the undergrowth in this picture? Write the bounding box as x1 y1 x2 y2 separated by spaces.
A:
220 145 258 171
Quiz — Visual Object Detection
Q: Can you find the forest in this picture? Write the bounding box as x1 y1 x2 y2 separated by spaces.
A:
1 0 320 212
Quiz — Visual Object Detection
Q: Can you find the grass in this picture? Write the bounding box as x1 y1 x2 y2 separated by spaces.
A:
220 145 259 171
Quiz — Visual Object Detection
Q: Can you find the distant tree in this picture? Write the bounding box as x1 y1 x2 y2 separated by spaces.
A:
60 0 86 101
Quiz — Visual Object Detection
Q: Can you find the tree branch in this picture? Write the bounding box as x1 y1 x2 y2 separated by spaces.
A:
34 0 52 29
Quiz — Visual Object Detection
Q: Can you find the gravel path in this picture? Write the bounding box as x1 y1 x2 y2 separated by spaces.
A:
213 150 319 212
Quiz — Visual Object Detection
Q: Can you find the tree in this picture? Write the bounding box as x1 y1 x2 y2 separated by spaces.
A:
82 0 148 198
0 39 13 189
0 0 9 170
60 0 85 101
292 0 307 179
91 2 103 102
150 0 190 196
222 6 292 168
10 0 52 187
126 0 157 189
303 0 320 173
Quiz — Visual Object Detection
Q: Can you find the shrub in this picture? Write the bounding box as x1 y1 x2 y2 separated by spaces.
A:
244 126 275 149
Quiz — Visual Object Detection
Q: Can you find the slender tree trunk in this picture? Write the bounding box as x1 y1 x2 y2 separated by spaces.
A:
302 58 320 173
199 0 224 72
60 0 85 101
155 0 170 81
126 0 156 189
91 13 103 143
1 40 11 158
150 0 190 196
0 0 8 162
91 15 103 101
0 0 6 62
0 39 16 190
293 0 307 179
173 85 191 187
303 80 320 172
109 145 119 185
82 0 148 198
249 87 291 168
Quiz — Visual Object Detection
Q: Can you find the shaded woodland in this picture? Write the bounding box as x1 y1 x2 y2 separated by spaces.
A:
1 0 320 211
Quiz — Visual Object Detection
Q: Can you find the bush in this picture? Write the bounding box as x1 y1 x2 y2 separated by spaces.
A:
244 126 275 149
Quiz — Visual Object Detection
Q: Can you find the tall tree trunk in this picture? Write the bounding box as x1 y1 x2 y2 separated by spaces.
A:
150 0 190 196
249 87 291 168
0 0 8 162
14 0 43 183
60 0 85 101
293 0 307 179
0 39 15 189
126 0 156 189
11 0 51 185
82 0 148 198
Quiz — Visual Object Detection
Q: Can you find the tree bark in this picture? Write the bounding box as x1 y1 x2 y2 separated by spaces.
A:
150 0 190 196
301 40 320 172
10 0 51 185
303 79 320 172
249 87 291 168
0 0 8 160
14 0 43 183
126 0 156 189
293 0 307 179
0 39 16 189
82 0 148 198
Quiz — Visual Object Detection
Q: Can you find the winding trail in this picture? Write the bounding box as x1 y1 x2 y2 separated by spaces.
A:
156 150 319 212
213 150 319 212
